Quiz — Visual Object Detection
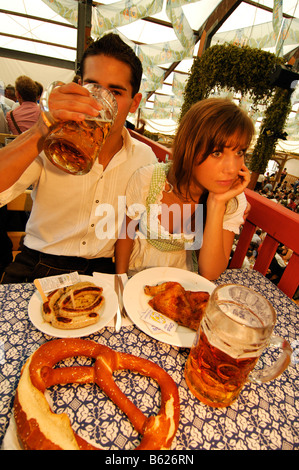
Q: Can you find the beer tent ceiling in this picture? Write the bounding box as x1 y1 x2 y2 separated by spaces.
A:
0 0 298 149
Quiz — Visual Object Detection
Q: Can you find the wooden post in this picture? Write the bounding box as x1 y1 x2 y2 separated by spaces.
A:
75 0 92 74
197 0 242 56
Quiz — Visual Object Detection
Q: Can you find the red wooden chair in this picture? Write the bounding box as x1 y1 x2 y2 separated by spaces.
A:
129 129 172 162
230 189 299 298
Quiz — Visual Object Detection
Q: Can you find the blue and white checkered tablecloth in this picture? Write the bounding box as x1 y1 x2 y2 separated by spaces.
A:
0 269 298 450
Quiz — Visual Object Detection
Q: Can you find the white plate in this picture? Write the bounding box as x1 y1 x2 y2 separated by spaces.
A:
123 267 216 348
28 275 118 338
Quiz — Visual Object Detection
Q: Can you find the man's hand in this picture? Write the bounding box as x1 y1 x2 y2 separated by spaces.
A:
48 82 102 123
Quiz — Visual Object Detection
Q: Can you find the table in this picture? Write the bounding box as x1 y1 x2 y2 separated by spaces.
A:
0 268 298 450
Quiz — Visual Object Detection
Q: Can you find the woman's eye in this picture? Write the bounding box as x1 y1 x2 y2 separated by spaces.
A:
212 151 222 158
236 149 245 157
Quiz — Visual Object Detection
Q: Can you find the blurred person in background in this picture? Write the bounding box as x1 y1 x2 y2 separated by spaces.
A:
35 81 43 103
5 84 17 103
0 107 9 134
6 76 40 134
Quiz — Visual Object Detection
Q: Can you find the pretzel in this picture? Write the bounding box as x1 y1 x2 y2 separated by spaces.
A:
14 338 180 450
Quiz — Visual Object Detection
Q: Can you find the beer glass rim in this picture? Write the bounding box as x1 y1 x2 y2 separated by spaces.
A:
82 82 117 102
211 283 276 330
82 82 118 122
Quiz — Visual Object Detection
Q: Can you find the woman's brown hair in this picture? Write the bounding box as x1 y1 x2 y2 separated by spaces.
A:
170 98 255 199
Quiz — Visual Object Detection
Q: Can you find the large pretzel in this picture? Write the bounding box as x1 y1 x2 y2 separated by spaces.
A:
14 338 180 450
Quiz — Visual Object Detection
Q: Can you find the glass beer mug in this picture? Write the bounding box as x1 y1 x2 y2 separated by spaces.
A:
184 284 292 408
40 82 118 175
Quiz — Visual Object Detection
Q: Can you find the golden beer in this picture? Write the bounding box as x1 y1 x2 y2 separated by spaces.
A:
41 82 117 175
185 328 258 407
43 120 112 175
184 284 292 408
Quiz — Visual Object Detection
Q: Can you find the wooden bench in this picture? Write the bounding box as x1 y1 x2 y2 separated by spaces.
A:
0 133 17 147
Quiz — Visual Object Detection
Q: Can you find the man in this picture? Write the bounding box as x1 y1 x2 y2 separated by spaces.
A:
0 33 157 283
0 107 9 133
251 228 262 247
280 168 287 184
263 181 273 192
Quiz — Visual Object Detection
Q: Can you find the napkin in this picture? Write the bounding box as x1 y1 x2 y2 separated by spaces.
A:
1 416 21 450
92 272 132 327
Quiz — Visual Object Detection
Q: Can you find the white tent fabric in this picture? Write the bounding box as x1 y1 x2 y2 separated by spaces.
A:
0 56 74 91
0 0 298 151
1 1 298 83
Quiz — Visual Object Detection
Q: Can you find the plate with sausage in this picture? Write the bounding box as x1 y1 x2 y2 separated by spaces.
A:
28 275 118 338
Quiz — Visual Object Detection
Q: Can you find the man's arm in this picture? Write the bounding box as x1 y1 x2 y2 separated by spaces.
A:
0 120 48 191
0 83 102 192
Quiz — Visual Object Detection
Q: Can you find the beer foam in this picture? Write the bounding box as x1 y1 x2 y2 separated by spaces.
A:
202 317 264 359
218 301 264 328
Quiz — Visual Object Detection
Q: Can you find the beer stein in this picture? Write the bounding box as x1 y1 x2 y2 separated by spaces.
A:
40 82 118 175
184 284 292 408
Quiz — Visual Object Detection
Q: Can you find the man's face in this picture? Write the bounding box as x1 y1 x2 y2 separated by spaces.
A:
82 54 141 139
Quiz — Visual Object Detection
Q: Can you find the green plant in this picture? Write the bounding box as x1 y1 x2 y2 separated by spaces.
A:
250 88 292 173
181 43 293 177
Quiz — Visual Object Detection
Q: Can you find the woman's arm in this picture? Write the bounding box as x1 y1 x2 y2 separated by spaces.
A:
115 215 138 274
198 164 250 280
197 200 235 280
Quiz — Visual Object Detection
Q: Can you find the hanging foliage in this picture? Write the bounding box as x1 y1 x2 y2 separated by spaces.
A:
250 88 292 173
180 43 293 175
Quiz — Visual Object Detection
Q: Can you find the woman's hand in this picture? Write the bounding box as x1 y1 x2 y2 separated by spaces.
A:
229 164 251 194
208 164 250 207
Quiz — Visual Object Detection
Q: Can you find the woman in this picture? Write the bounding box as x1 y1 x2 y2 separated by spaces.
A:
115 98 254 280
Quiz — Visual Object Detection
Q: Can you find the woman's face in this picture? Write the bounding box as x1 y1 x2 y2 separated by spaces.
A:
190 145 246 196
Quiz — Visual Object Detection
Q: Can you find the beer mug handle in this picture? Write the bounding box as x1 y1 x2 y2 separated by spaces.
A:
249 336 292 384
40 81 65 127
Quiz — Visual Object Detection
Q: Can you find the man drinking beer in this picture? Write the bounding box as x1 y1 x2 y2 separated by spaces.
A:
0 33 157 283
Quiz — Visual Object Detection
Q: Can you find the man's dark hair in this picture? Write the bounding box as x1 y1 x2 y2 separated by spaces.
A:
80 33 142 97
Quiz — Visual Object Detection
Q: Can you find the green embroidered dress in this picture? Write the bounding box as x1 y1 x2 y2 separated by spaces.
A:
126 163 247 276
